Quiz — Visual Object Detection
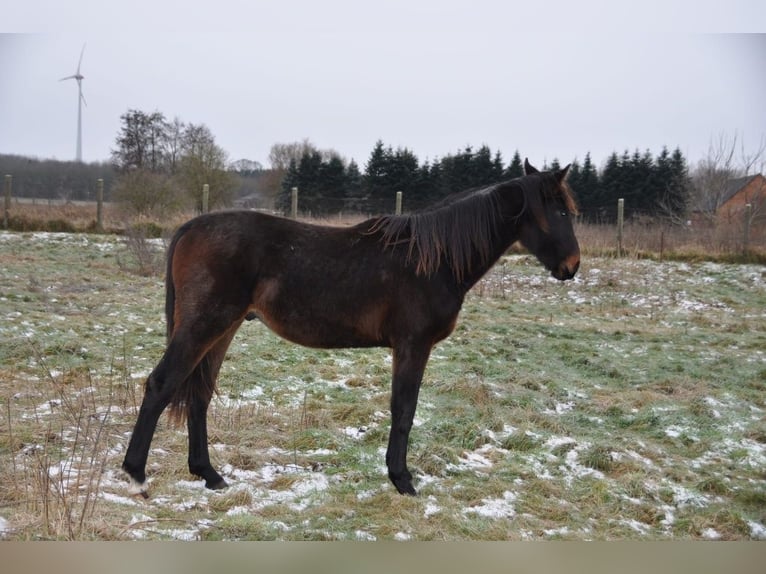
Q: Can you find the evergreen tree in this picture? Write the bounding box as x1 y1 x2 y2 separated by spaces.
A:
410 160 439 209
471 145 500 186
505 150 524 179
424 159 446 205
666 147 690 218
576 152 599 213
344 159 364 210
441 146 474 193
595 152 622 221
277 157 300 213
566 159 583 199
492 150 505 181
626 148 654 215
364 140 390 204
388 147 420 195
654 146 674 216
317 155 348 212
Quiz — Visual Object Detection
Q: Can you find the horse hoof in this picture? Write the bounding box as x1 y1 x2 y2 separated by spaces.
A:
390 476 417 496
127 476 149 498
206 478 229 490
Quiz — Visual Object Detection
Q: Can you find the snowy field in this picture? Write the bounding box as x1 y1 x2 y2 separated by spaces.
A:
0 231 765 540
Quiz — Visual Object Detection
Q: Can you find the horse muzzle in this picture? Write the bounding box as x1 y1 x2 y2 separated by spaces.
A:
552 254 580 281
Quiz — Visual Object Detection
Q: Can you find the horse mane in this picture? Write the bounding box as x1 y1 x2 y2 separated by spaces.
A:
367 172 578 282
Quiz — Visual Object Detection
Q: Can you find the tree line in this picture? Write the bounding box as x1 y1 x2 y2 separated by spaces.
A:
277 141 691 222
0 154 116 202
9 107 758 226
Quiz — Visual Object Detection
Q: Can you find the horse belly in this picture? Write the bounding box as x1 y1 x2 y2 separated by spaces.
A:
250 280 389 349
254 310 386 349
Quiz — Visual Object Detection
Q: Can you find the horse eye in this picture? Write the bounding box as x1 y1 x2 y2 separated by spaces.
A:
559 210 568 217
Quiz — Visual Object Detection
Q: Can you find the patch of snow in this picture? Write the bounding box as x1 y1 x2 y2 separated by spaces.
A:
394 532 412 541
701 528 721 540
355 530 376 541
748 521 766 540
424 495 441 518
546 436 577 449
343 426 369 439
667 483 710 508
447 444 500 473
463 491 517 519
0 517 12 538
226 506 250 516
660 505 676 531
545 401 575 415
166 528 200 541
664 425 696 440
543 526 570 538
561 447 605 484
619 519 651 535
126 514 155 540
100 491 140 506
249 472 331 512
175 480 207 490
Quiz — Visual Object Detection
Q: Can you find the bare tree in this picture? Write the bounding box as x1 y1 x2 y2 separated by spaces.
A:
111 109 168 172
229 158 263 175
164 117 186 175
268 139 320 171
178 123 235 210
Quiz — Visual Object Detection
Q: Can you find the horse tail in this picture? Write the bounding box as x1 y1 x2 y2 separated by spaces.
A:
164 224 184 341
162 221 200 425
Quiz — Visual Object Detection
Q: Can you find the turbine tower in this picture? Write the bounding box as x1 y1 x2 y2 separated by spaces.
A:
60 44 87 162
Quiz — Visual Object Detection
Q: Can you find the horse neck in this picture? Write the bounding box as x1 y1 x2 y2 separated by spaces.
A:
456 187 525 292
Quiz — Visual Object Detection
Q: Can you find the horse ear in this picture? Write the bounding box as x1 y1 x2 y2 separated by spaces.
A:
524 158 539 175
556 164 571 182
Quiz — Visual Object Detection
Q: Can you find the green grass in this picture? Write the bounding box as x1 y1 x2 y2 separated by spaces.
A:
1 231 765 540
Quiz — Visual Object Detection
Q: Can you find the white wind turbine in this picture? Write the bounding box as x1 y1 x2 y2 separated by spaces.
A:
60 44 87 162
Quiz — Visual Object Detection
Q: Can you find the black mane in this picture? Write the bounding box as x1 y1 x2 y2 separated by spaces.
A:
367 173 577 282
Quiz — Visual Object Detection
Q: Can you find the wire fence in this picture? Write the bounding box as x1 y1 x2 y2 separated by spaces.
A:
4 175 765 257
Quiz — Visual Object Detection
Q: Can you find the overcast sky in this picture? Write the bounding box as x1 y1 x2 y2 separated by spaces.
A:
1 1 765 170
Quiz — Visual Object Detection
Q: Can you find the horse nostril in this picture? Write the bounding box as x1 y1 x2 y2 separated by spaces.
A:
556 257 579 281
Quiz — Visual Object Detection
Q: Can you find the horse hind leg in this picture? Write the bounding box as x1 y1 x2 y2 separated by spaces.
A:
121 319 238 496
186 326 240 489
121 352 192 496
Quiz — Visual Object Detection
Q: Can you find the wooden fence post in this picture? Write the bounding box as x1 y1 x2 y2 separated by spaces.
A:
96 178 104 232
202 184 210 213
616 198 625 257
3 174 10 230
291 187 298 219
395 191 403 215
743 203 752 255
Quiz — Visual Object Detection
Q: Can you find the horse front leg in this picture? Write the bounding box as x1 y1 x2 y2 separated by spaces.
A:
386 343 431 495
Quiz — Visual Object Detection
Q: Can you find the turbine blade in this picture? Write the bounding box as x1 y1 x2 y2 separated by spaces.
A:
60 75 76 81
77 43 86 74
80 92 87 107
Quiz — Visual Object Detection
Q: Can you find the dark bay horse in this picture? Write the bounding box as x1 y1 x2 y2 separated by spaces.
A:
122 159 580 496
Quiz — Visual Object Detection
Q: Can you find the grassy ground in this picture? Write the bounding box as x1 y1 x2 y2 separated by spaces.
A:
0 230 764 540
